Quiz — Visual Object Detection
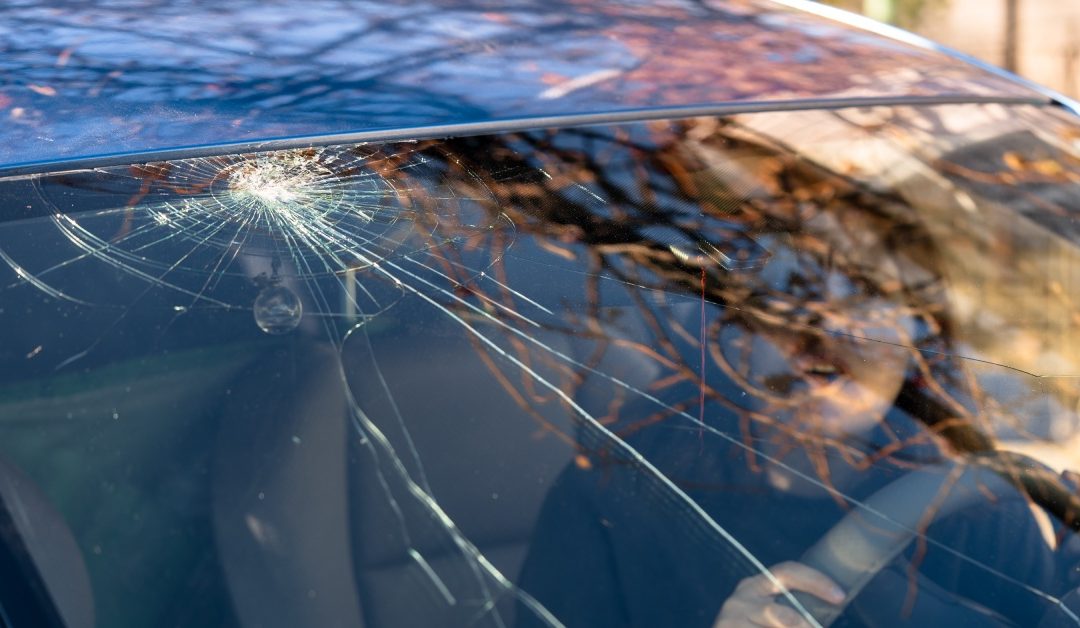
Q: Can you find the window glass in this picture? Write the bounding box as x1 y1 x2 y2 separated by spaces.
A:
1 103 1080 627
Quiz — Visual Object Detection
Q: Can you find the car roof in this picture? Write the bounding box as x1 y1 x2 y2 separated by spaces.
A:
0 0 1052 173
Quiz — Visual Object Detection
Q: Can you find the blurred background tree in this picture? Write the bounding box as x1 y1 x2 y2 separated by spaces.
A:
821 0 947 30
820 0 1080 98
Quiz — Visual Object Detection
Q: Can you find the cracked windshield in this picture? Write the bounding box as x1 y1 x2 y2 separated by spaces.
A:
4 103 1080 628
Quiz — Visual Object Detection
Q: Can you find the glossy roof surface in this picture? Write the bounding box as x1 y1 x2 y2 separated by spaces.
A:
0 0 1047 170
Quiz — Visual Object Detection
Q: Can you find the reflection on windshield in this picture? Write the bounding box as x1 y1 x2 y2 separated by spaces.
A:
0 104 1079 627
0 0 1043 167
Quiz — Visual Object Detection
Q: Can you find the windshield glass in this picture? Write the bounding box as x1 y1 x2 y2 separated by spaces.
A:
1 103 1080 627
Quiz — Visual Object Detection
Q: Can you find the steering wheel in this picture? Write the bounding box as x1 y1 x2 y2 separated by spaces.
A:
785 452 1067 627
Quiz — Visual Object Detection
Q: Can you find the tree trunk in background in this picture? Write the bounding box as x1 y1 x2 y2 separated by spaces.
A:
1004 0 1020 72
863 0 896 24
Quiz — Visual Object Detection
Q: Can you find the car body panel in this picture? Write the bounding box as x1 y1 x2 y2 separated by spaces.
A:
0 0 1048 171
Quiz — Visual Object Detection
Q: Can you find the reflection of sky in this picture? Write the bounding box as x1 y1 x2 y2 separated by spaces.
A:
0 0 1043 170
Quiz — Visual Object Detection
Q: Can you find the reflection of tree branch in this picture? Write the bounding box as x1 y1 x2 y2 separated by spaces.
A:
445 118 1080 541
895 382 994 452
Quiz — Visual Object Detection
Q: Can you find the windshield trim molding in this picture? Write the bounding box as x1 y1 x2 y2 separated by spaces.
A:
0 94 1050 180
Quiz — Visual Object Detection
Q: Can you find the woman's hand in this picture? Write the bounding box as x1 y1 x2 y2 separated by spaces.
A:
713 561 845 627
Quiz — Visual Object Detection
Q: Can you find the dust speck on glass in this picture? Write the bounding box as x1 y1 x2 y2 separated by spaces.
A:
1 104 1080 628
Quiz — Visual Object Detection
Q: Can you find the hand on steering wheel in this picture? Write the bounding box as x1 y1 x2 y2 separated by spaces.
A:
726 453 1075 627
713 561 844 627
